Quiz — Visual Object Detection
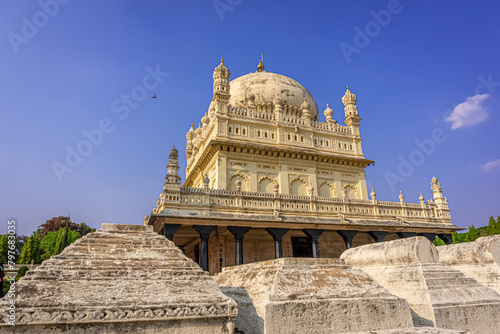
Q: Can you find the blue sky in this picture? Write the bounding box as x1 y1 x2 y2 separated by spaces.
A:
1 0 499 235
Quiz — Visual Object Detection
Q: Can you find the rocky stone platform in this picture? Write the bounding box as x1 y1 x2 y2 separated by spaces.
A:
438 235 500 294
214 257 413 334
347 328 471 334
0 223 237 334
341 236 500 334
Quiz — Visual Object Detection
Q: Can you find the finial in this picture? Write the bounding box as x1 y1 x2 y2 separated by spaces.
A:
346 84 350 90
257 60 264 72
221 57 224 64
327 103 329 108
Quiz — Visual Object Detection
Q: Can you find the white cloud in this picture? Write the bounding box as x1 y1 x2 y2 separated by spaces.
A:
446 94 489 130
480 159 500 172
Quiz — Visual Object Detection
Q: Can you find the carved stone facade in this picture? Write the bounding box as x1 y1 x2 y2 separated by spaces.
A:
147 59 460 275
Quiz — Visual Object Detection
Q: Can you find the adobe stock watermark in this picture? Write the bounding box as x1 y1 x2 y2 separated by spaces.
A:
7 0 71 54
384 74 499 192
51 65 169 182
339 0 410 64
213 0 243 21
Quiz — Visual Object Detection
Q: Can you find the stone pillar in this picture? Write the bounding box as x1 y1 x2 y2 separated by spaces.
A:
418 233 437 243
438 233 453 245
303 229 324 258
193 225 216 271
227 226 251 265
337 230 358 249
266 228 289 259
368 231 388 243
397 232 417 239
162 224 181 241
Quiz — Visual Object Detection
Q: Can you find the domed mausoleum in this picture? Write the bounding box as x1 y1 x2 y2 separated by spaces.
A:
146 59 460 275
228 70 319 119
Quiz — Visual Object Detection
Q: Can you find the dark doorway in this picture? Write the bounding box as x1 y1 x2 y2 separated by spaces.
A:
194 244 200 265
292 237 313 257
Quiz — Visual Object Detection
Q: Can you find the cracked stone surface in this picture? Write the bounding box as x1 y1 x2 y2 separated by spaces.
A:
213 257 413 334
341 237 500 334
0 223 237 334
438 235 500 294
347 328 471 334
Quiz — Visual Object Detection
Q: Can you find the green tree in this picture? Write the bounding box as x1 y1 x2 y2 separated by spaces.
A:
0 234 28 264
487 216 500 236
55 227 68 255
433 237 445 247
40 229 81 261
465 225 480 243
77 223 95 236
0 235 8 264
18 235 41 265
452 231 466 244
14 235 29 261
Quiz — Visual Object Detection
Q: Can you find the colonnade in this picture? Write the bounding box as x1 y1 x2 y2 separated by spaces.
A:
162 224 452 271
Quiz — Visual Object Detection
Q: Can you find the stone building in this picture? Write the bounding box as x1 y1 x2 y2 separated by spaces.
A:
146 59 460 275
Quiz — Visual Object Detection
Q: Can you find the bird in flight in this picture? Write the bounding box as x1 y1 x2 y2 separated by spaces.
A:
152 94 157 98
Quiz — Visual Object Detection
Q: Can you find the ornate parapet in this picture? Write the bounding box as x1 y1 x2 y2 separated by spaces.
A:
185 103 361 176
153 184 453 227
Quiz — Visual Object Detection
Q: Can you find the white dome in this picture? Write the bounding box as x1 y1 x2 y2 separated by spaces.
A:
228 72 318 119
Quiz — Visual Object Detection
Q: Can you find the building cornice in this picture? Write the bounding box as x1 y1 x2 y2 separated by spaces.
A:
184 139 375 187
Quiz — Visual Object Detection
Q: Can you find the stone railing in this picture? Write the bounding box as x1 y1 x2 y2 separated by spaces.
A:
155 186 451 225
186 106 356 175
227 106 351 135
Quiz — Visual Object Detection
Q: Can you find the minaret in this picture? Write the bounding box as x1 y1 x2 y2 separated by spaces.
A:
212 58 231 113
156 146 182 212
342 85 362 136
430 176 447 206
186 124 194 159
164 146 181 190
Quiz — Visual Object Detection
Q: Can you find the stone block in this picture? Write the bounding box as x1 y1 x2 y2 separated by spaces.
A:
341 237 500 334
0 223 237 333
213 257 413 334
438 235 500 294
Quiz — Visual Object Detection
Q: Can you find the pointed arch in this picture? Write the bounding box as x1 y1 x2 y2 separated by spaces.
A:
344 184 357 199
318 182 335 198
258 176 275 193
228 172 249 191
290 179 308 196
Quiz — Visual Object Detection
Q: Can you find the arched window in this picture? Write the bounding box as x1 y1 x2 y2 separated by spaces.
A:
345 186 356 199
318 183 332 198
290 180 307 196
259 178 274 193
